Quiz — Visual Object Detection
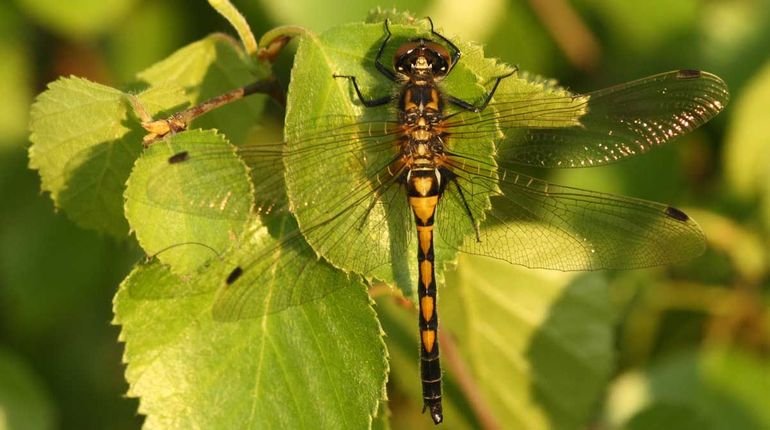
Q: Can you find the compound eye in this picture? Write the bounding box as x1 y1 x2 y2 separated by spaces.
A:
394 41 421 72
423 41 451 75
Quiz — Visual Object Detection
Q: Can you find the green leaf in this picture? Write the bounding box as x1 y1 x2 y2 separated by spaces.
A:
16 0 137 39
114 256 388 429
443 255 615 429
124 129 254 274
28 77 144 237
29 34 270 237
604 348 770 430
0 348 55 430
208 0 258 56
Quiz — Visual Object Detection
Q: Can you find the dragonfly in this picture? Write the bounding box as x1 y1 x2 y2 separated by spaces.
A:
138 18 728 425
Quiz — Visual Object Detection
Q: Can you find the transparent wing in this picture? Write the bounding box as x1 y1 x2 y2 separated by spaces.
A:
137 115 417 319
445 70 729 168
138 70 723 318
437 159 705 271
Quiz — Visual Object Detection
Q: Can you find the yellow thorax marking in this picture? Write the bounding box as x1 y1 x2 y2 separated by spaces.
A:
427 88 440 111
404 88 417 111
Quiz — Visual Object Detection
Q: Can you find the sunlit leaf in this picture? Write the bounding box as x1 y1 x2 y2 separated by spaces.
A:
724 60 770 225
29 34 270 237
124 129 254 274
444 255 615 429
28 77 144 237
114 256 388 429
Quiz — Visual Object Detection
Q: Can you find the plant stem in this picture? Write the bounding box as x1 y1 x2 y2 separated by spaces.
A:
208 0 258 57
141 77 283 144
439 329 501 430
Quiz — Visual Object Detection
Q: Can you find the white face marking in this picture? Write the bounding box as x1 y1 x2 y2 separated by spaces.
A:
415 56 430 71
434 168 441 187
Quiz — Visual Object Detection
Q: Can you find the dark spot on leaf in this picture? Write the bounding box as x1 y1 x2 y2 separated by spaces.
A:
226 266 243 284
677 69 701 79
664 206 689 222
168 151 189 164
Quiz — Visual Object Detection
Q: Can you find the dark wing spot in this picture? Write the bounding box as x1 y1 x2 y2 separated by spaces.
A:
664 206 690 222
226 266 243 284
677 69 701 79
168 151 189 164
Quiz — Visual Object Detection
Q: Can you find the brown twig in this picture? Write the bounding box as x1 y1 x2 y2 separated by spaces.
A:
439 329 501 430
141 77 284 144
527 0 601 71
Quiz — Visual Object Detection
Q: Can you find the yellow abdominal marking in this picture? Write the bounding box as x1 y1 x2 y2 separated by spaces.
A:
412 177 433 196
420 260 433 289
420 296 434 322
417 225 432 255
409 196 438 225
421 329 436 353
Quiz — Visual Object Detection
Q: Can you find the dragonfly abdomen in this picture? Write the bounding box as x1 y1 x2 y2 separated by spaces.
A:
407 168 443 424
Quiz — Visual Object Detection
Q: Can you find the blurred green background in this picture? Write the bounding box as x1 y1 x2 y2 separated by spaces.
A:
1 0 768 429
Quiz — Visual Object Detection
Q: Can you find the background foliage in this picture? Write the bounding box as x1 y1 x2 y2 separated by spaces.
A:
1 0 768 429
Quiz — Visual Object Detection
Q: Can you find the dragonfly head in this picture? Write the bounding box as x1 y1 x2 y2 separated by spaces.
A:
394 38 451 79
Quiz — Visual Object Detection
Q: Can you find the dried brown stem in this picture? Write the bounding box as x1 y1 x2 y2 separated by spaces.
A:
439 329 501 429
141 77 284 144
527 0 601 71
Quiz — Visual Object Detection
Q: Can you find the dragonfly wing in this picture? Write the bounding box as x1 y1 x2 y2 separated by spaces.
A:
209 214 360 320
447 70 729 168
283 114 416 287
211 116 417 320
437 164 705 271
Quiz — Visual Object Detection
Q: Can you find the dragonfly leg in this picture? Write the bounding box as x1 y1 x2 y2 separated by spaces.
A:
426 17 461 75
449 174 481 242
374 19 398 82
332 75 394 107
446 69 516 113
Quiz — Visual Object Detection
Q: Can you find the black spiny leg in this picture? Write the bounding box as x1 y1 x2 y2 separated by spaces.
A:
375 19 398 82
443 168 481 242
332 75 394 107
427 17 461 75
447 69 516 113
